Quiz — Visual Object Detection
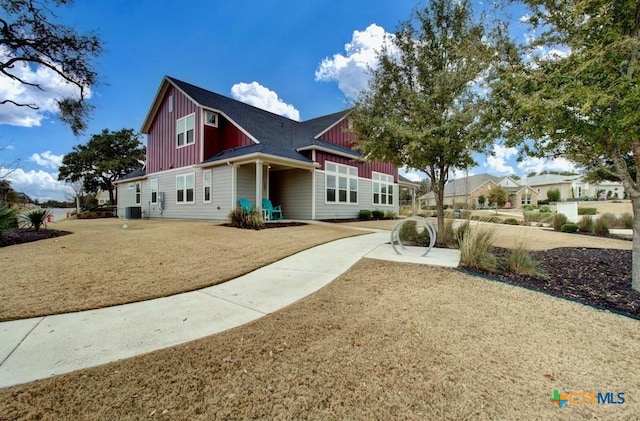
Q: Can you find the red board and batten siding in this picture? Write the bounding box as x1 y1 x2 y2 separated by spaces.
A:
147 86 200 174
315 152 398 182
317 118 398 181
203 117 253 160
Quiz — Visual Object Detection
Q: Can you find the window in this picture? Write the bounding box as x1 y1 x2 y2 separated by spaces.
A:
168 95 173 113
204 110 218 127
134 182 141 205
176 174 195 204
203 170 212 203
325 161 358 204
372 172 394 205
177 113 195 147
521 194 532 205
150 179 158 204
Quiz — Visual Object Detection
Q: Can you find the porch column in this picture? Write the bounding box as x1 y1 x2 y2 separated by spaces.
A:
412 187 416 215
255 160 263 212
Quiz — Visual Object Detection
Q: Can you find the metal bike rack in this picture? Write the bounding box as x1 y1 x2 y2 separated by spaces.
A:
390 216 437 257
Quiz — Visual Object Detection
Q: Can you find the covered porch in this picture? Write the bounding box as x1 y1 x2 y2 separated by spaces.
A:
227 154 318 220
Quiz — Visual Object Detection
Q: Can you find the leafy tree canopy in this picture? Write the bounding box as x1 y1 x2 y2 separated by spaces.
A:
0 0 102 135
350 0 510 231
58 129 145 205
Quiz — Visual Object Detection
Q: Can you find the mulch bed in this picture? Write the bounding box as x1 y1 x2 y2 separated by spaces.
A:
0 228 72 247
221 222 307 230
465 247 639 320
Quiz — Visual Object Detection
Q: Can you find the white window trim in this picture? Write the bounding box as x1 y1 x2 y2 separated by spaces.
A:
372 171 394 206
176 113 195 148
203 169 212 203
134 181 141 205
176 173 195 204
150 179 158 205
204 110 218 127
324 161 358 205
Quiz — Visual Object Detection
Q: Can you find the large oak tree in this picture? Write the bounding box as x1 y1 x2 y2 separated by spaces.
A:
0 0 102 135
494 0 640 291
58 129 145 205
350 0 509 233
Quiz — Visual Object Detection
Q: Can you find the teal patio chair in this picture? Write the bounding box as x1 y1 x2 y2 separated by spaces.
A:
262 198 283 220
237 198 253 212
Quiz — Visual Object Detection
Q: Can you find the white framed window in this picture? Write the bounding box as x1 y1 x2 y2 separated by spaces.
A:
150 179 158 204
176 173 195 204
177 113 195 147
325 161 358 204
204 110 218 127
168 95 173 113
203 170 212 203
372 172 394 205
134 182 141 205
521 194 532 205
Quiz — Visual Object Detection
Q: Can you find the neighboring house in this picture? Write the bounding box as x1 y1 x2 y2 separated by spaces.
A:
522 174 625 201
95 189 111 205
115 76 415 220
422 173 539 208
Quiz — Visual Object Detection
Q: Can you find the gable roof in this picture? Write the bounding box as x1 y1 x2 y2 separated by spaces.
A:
443 173 502 196
142 76 354 166
522 174 581 186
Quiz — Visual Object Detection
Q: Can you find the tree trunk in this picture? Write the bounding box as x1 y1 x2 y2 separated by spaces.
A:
632 196 640 292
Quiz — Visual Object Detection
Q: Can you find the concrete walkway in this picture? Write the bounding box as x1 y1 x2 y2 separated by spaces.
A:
0 231 460 388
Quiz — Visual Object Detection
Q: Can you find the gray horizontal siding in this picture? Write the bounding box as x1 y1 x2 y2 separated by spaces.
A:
117 165 233 221
270 169 312 220
313 170 399 220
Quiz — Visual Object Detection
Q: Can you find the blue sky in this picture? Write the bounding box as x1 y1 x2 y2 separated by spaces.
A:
0 0 577 201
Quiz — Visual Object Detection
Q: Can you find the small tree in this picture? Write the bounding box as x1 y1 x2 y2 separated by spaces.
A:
351 0 509 233
547 189 560 202
488 186 508 209
477 195 487 208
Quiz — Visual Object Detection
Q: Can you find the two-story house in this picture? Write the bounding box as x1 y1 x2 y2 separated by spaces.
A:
116 76 415 220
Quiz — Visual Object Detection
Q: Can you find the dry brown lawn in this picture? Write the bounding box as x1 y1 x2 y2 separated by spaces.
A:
0 219 361 321
1 259 638 420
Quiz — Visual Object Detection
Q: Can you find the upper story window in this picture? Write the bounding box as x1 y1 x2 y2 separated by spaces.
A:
204 110 218 127
325 161 358 204
372 172 394 205
177 113 195 147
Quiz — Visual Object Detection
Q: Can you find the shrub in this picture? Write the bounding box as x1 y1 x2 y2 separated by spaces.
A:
228 208 265 229
577 216 594 233
434 219 456 247
594 217 610 236
537 198 550 206
547 188 560 202
598 212 618 228
20 209 52 232
538 205 551 213
523 210 552 223
523 204 535 212
618 212 633 229
504 244 546 277
503 218 520 225
371 209 385 220
560 223 579 233
477 195 487 207
552 213 568 231
358 209 372 220
578 207 597 215
459 227 496 271
384 210 396 220
398 220 430 246
0 206 17 231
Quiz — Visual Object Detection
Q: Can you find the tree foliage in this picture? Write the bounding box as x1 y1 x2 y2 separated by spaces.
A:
350 0 509 232
494 0 640 290
488 185 508 208
0 0 102 135
58 129 145 205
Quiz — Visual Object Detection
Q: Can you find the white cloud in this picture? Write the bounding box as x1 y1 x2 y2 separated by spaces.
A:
315 24 394 99
230 82 300 121
0 46 91 128
2 166 71 201
29 151 64 170
449 168 475 180
517 156 578 175
485 144 518 174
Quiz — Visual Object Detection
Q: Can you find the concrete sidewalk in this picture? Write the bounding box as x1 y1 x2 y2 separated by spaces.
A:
0 231 459 388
